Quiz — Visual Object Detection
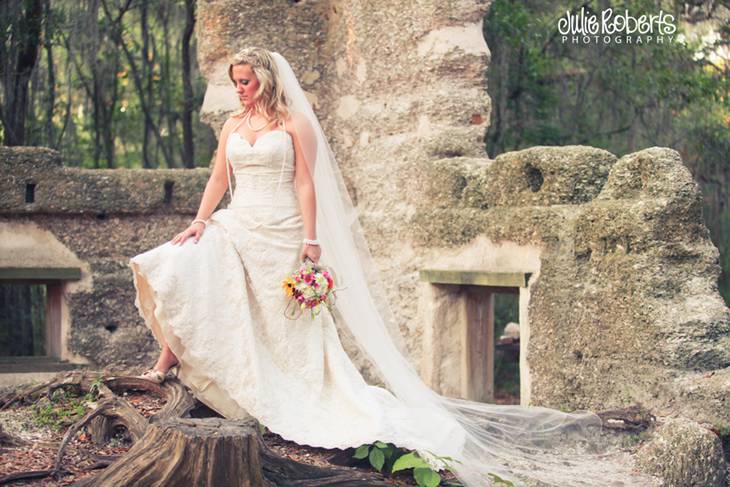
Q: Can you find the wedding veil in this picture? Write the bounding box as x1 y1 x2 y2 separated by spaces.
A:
269 50 649 487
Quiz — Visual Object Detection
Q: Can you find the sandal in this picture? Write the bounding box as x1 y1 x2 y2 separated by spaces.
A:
139 361 180 384
138 368 167 384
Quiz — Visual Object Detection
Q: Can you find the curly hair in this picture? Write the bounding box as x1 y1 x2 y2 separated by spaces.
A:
228 47 290 123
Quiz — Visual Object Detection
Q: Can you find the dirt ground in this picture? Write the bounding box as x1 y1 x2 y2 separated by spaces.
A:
0 376 461 486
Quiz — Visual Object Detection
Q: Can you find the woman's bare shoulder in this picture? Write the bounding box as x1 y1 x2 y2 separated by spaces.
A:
281 111 294 134
222 115 242 131
217 116 241 144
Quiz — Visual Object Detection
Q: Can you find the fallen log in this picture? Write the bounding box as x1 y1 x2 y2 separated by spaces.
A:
0 424 28 447
597 404 655 431
0 469 55 484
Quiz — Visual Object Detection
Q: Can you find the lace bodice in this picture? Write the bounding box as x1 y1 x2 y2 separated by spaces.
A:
225 126 296 209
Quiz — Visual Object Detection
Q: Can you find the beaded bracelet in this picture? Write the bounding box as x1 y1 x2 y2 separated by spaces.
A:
192 218 208 227
303 238 320 246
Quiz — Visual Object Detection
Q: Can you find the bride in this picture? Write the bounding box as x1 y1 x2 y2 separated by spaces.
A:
129 47 651 486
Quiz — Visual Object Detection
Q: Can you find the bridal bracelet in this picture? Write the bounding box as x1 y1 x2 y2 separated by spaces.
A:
193 218 319 246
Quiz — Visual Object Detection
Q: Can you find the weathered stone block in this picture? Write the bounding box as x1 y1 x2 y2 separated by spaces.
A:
637 418 726 487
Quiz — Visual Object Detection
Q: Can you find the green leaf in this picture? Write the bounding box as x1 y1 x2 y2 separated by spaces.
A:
353 445 370 459
374 440 388 449
414 467 441 487
392 452 430 473
422 449 463 467
369 447 385 471
488 472 515 486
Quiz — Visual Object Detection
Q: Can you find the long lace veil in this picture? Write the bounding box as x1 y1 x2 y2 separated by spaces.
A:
270 50 650 487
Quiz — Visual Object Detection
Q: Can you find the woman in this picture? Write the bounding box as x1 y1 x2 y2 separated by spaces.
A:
132 49 321 385
129 48 650 486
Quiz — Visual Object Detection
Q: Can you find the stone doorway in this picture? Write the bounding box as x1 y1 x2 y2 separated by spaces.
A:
0 269 82 385
0 270 77 360
418 270 531 406
0 282 48 357
0 221 86 385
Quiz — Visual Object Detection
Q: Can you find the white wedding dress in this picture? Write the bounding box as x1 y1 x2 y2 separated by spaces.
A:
128 119 462 459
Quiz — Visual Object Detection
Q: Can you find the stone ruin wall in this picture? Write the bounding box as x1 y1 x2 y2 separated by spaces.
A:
195 0 730 429
0 0 727 439
0 147 212 367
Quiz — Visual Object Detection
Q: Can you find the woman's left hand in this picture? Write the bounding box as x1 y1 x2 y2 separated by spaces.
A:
300 244 321 264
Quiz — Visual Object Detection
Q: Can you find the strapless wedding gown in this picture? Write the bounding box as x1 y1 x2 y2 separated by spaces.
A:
128 126 461 459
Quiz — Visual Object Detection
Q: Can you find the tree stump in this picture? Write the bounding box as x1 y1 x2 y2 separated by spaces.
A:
80 416 392 486
81 417 267 486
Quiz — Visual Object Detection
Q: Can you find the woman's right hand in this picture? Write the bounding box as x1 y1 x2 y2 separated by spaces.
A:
171 222 205 245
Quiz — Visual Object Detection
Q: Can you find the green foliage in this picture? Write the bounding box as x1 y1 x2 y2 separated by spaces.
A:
0 283 46 356
2 0 214 168
488 473 516 486
493 293 520 399
88 377 103 398
31 384 99 431
353 441 466 486
369 446 385 471
485 0 730 303
414 467 441 487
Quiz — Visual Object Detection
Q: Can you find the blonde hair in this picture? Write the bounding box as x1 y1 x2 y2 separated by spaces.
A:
228 47 290 124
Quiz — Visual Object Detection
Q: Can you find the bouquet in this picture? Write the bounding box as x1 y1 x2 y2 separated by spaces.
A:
281 257 338 319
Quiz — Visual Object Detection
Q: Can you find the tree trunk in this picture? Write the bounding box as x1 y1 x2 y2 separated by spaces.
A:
43 0 55 148
84 417 268 486
141 0 152 168
181 0 196 168
0 0 43 146
99 0 174 168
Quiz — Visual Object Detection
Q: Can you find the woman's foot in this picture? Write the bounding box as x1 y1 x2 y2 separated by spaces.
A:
138 360 180 384
138 368 167 384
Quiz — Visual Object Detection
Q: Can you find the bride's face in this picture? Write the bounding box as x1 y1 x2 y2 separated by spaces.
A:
232 64 259 108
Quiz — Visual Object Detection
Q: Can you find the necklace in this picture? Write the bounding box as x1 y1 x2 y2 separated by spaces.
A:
245 111 272 132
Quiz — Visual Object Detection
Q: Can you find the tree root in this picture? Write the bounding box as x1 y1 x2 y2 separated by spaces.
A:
1 370 392 486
